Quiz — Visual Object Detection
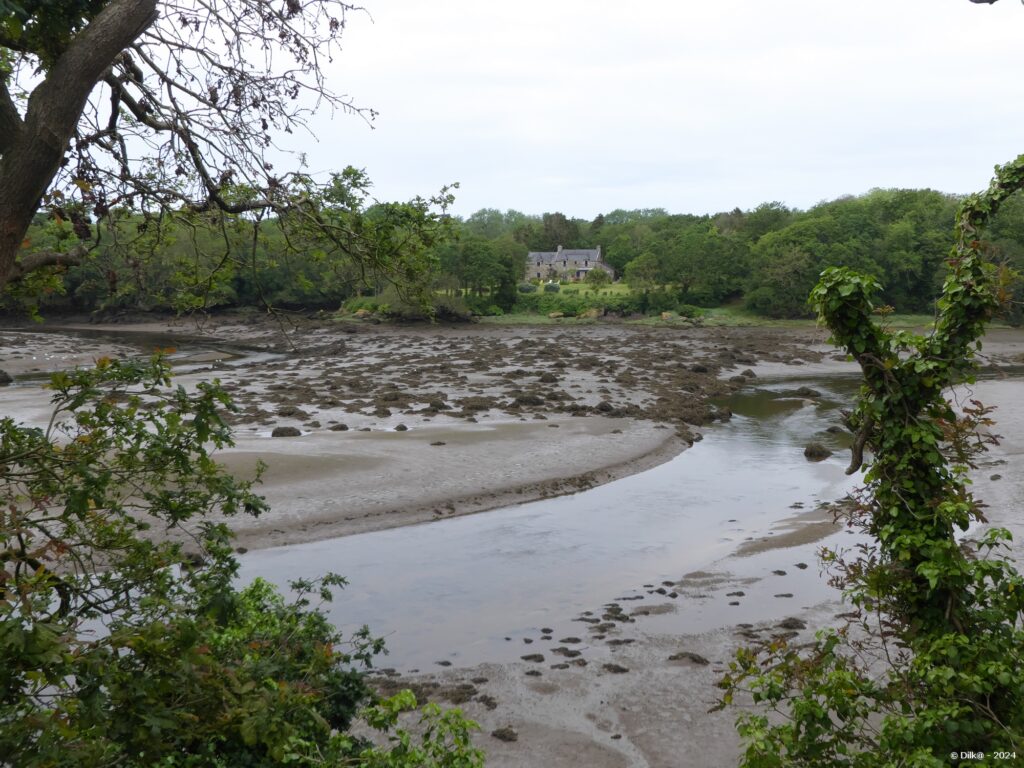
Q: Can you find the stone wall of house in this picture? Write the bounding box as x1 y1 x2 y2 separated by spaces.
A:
525 245 614 281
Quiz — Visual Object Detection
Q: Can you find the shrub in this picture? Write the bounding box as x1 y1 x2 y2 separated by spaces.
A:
677 304 704 318
542 283 561 293
0 357 484 766
517 282 537 294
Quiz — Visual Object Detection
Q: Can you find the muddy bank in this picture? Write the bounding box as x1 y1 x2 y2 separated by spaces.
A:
3 317 833 550
218 419 689 550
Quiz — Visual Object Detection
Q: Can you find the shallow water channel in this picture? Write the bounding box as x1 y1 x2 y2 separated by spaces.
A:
238 374 864 670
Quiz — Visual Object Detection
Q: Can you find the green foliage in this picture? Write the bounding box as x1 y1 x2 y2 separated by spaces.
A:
24 169 457 316
719 155 1024 764
0 357 483 766
542 282 561 293
0 0 107 66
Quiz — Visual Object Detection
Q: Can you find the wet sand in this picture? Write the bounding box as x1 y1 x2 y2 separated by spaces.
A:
216 418 689 550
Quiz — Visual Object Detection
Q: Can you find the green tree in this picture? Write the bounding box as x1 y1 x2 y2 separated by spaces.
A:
623 250 660 290
583 267 611 286
1 0 451 308
719 155 1024 766
538 212 582 251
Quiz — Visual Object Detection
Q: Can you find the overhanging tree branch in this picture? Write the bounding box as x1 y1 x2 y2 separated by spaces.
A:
0 0 158 286
7 245 89 283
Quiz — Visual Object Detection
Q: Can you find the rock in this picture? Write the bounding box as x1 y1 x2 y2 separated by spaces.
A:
795 562 808 569
430 441 446 446
740 369 756 378
660 311 674 320
271 426 302 437
524 670 542 677
803 442 832 461
538 372 558 383
776 618 807 630
602 663 629 674
0 369 12 386
825 425 843 434
991 474 1003 481
793 386 821 397
551 647 582 658
772 569 787 576
668 651 709 665
459 395 497 411
514 393 545 407
726 591 745 597
559 637 582 644
395 423 408 431
520 653 545 663
329 423 349 431
596 400 614 413
353 308 372 318
690 364 709 373
547 311 564 319
428 398 449 410
491 726 518 742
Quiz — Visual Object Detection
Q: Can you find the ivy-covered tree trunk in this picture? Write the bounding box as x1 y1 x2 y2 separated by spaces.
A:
719 155 1024 766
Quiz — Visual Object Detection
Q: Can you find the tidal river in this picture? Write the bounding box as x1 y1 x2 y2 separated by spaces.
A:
6 327 1019 673
237 374 865 670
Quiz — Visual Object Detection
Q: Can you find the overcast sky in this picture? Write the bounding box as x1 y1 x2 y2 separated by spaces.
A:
297 1 1024 219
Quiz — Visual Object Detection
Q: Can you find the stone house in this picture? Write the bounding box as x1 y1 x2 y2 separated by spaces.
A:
525 245 614 282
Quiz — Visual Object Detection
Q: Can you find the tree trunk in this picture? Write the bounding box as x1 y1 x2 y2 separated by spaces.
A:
0 0 158 288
